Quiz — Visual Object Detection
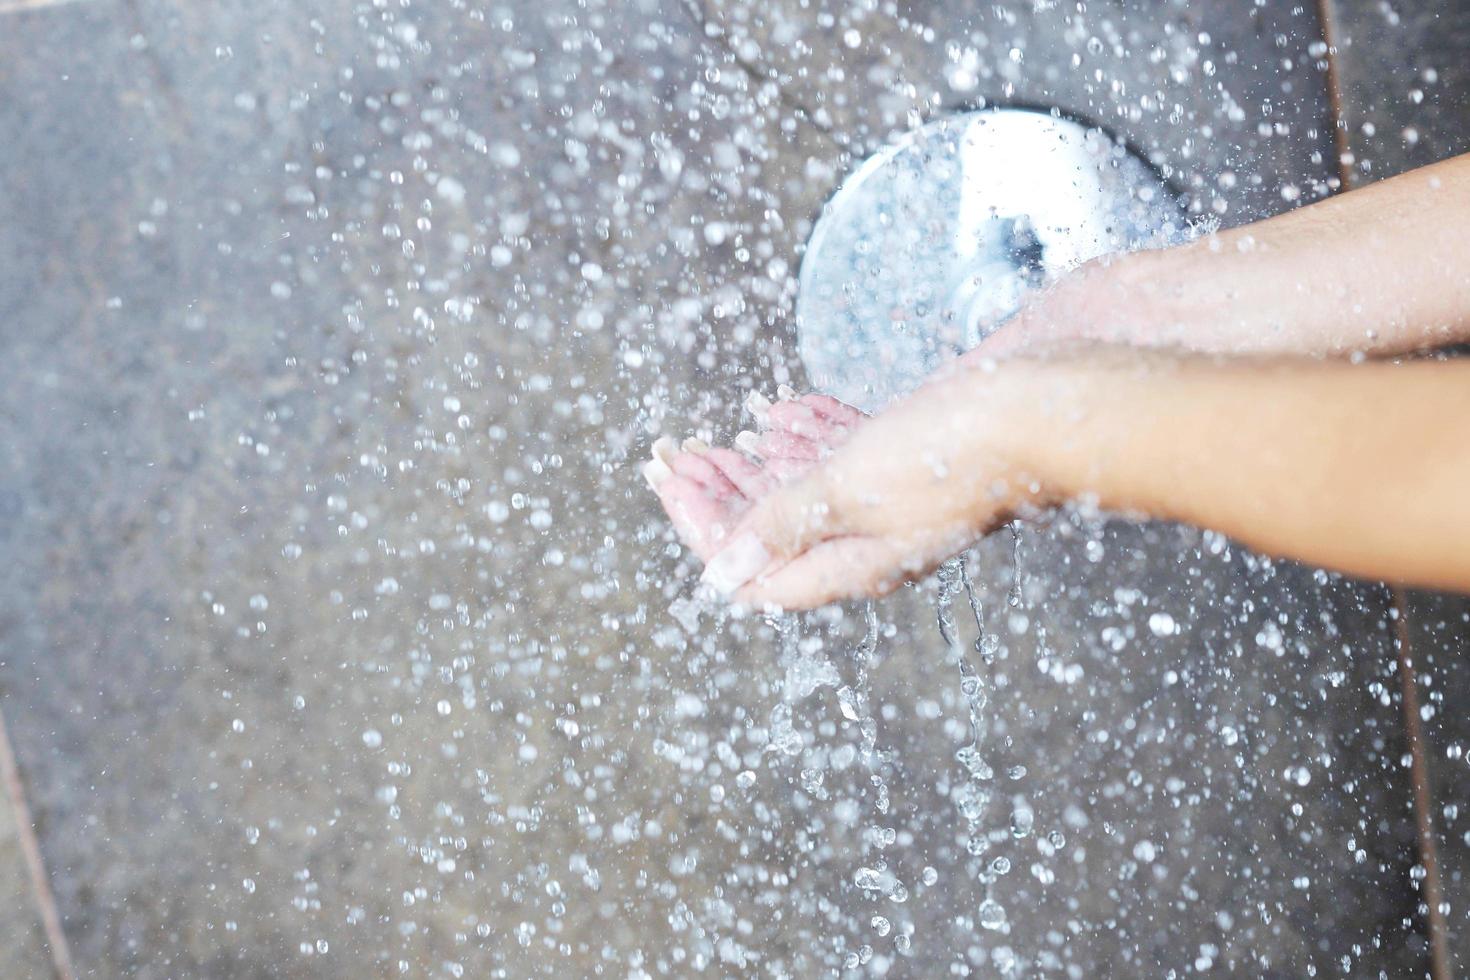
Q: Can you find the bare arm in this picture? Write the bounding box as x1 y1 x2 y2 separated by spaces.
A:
1011 355 1470 588
660 155 1470 608
974 152 1470 359
702 353 1470 608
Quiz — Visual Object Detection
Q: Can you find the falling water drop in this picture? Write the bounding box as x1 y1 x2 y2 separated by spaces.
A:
1007 522 1024 608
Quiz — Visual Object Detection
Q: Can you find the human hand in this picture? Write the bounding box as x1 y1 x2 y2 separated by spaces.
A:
642 388 864 564
655 366 1045 610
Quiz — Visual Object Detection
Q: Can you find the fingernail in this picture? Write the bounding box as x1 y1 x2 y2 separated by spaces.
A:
642 458 673 490
651 436 679 467
682 437 710 455
744 390 772 421
700 532 771 595
776 384 798 401
734 430 761 455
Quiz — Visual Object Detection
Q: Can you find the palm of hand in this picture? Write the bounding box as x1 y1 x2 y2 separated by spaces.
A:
644 389 864 564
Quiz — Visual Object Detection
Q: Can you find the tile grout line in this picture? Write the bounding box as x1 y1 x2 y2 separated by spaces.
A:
1313 0 1354 187
1392 587 1452 980
1315 2 1451 976
0 708 76 980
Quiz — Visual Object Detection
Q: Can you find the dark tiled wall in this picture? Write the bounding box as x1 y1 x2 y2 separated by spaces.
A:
0 0 1458 976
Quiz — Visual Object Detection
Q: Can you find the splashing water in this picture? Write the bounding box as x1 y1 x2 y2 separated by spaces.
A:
1007 522 1025 609
761 538 1032 965
841 603 910 913
938 554 1019 935
6 0 1439 975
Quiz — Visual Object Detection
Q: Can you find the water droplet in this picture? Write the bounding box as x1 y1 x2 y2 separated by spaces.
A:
978 899 1007 929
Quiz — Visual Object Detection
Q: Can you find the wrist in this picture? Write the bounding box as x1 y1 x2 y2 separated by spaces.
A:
1073 247 1187 343
977 355 1144 516
945 361 1072 517
994 248 1184 355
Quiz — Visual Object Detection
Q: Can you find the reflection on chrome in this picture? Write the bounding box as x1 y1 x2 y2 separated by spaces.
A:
797 108 1186 412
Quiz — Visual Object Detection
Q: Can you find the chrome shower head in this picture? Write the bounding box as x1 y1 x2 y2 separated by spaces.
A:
796 107 1187 413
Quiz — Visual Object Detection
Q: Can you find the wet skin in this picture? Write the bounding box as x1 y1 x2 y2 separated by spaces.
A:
646 153 1470 610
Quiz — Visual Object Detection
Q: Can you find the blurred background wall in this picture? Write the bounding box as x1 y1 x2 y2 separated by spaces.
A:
0 0 1467 976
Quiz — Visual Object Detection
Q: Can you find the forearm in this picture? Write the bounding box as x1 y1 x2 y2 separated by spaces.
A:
684 351 1470 608
1149 154 1470 354
980 153 1470 358
979 355 1470 590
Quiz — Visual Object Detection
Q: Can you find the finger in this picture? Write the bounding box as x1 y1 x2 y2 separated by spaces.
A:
799 393 866 427
701 446 775 498
735 428 822 461
765 400 842 443
649 472 740 560
699 473 838 595
670 448 742 500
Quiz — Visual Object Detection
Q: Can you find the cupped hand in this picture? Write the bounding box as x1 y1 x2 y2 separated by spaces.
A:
643 264 1119 608
642 387 864 563
650 366 1044 610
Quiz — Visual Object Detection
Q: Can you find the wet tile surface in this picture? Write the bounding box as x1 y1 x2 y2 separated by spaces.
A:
1400 592 1470 975
1328 0 1470 179
0 0 1431 975
1327 1 1470 972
